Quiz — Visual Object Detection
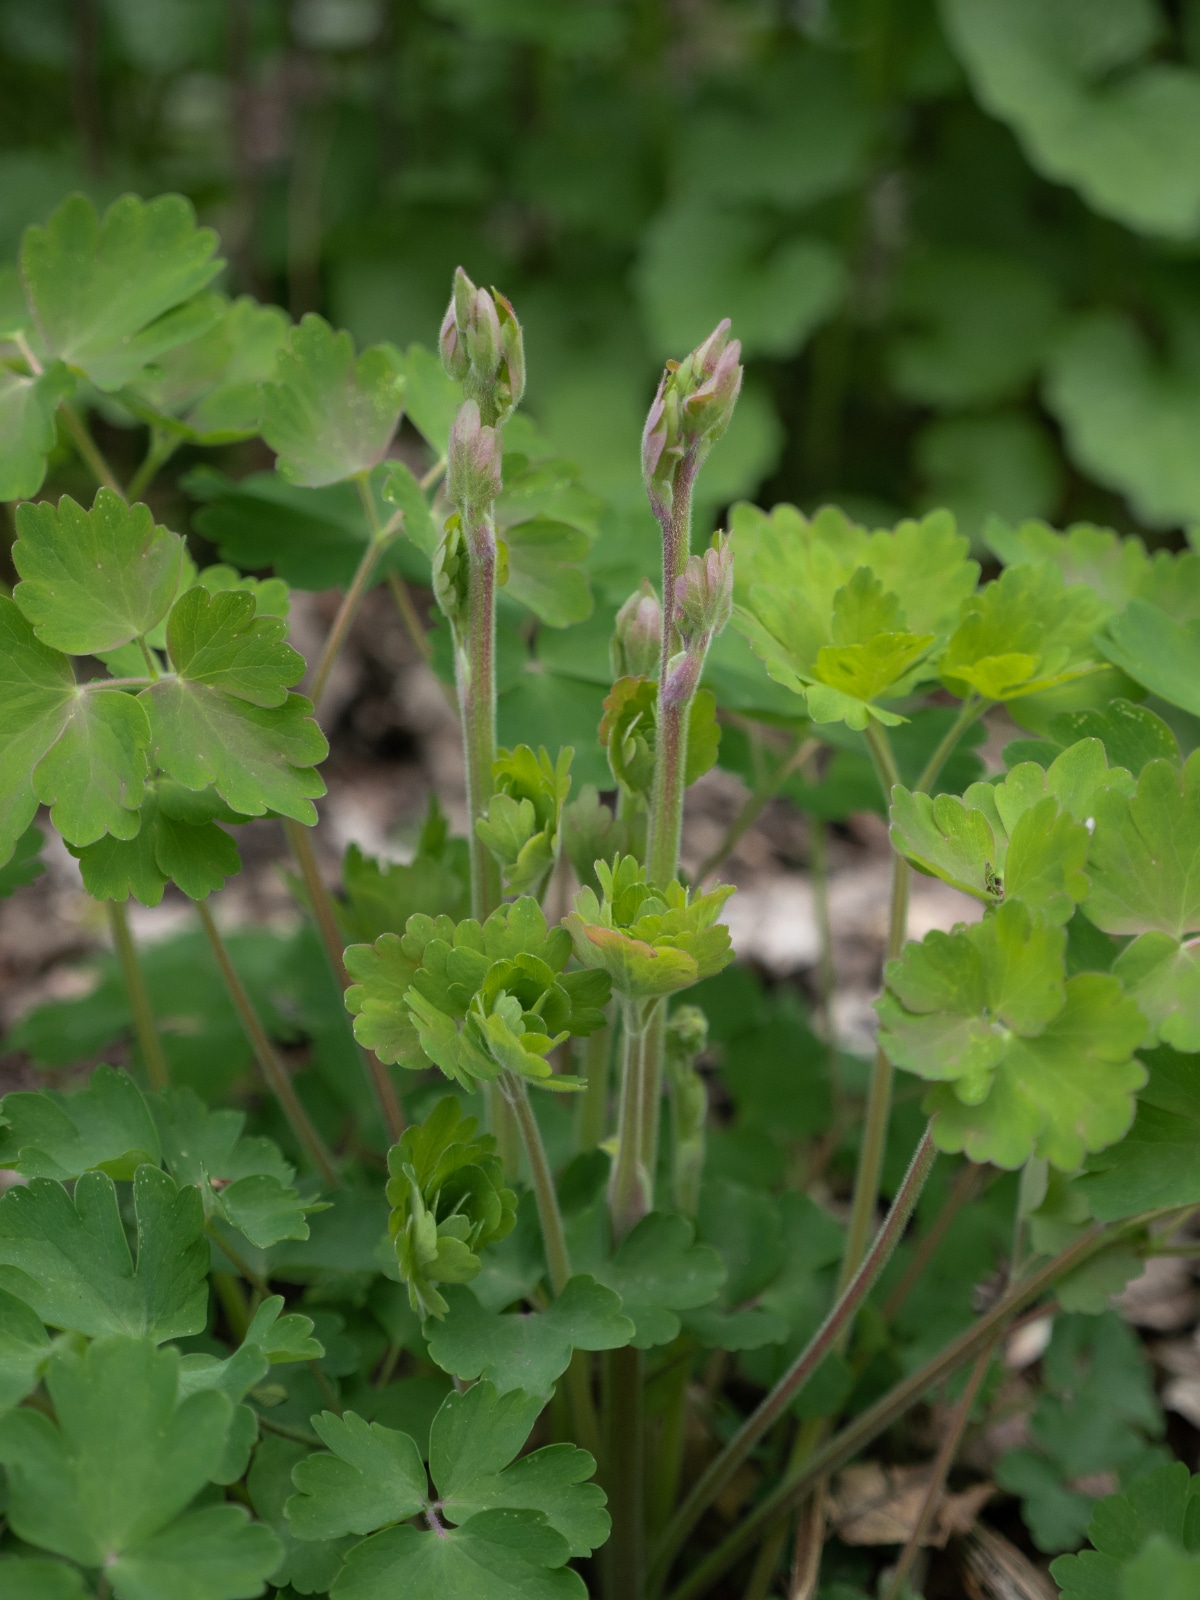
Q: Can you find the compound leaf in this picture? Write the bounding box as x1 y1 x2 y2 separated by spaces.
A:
20 193 223 390
0 1288 51 1416
0 1064 160 1181
0 1166 208 1341
162 585 305 709
940 561 1105 701
263 314 406 487
331 1511 582 1600
71 787 241 905
32 685 151 848
501 520 593 628
426 1278 633 1396
13 489 185 655
0 360 75 500
287 1410 428 1540
577 1212 725 1349
1051 1463 1200 1597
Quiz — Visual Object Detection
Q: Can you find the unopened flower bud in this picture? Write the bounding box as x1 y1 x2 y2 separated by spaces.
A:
447 399 502 519
666 1003 708 1067
641 321 743 521
440 267 525 428
611 580 663 680
674 533 734 648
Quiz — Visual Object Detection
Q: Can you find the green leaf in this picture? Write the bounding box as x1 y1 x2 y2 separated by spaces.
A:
20 192 224 389
13 489 186 655
288 1409 428 1539
877 901 1146 1169
337 803 469 943
0 359 74 500
476 745 573 896
263 314 406 487
426 1277 633 1396
1083 1048 1200 1220
1121 1536 1200 1598
0 1166 208 1341
1101 599 1200 717
0 1064 160 1180
942 0 1200 238
1052 1462 1200 1598
1050 699 1180 776
0 823 44 897
331 1511 583 1600
0 1335 281 1598
143 589 326 824
501 520 593 627
400 342 462 453
576 1212 725 1349
71 786 241 905
0 1288 51 1415
381 460 439 558
940 561 1105 701
0 1558 89 1598
984 516 1200 625
248 1433 353 1596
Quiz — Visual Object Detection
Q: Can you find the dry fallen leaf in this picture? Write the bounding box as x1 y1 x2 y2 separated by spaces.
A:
1115 1256 1198 1331
958 1524 1056 1600
828 1461 993 1547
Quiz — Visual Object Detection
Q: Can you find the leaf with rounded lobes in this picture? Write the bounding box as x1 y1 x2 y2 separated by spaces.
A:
287 1409 428 1540
71 788 241 905
501 519 593 627
32 686 151 848
0 1336 281 1598
426 1278 633 1396
576 1212 725 1349
0 359 74 500
20 192 224 390
1111 934 1200 1053
331 1511 583 1600
344 934 424 1067
164 585 305 709
1083 1048 1200 1220
1049 700 1179 777
13 489 186 655
0 1064 160 1181
1101 599 1200 718
1051 1463 1200 1599
0 1166 208 1342
940 561 1106 701
0 1559 88 1598
0 824 44 898
263 314 406 487
1085 753 1200 939
0 1289 51 1416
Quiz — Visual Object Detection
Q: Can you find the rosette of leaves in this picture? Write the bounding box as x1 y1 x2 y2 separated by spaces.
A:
345 897 610 1088
889 737 1131 924
386 1097 517 1319
730 502 977 729
1082 751 1200 1051
564 855 734 1020
876 899 1147 1169
475 745 573 896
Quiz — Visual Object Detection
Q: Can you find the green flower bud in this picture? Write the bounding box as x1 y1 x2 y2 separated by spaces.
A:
611 580 663 680
666 1003 709 1065
447 399 502 520
674 533 734 648
642 320 743 519
439 266 525 426
386 1096 517 1320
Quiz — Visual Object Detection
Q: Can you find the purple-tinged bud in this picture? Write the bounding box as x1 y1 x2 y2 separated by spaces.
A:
674 533 733 648
493 289 525 419
439 298 470 382
447 399 502 519
611 579 663 680
641 321 743 525
440 267 525 428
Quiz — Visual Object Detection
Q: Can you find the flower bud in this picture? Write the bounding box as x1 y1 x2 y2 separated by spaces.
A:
666 1003 709 1066
440 267 525 427
674 533 734 648
447 399 502 520
611 580 663 680
641 321 743 520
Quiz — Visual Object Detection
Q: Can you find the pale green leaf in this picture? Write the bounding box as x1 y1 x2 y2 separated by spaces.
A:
1101 599 1200 717
0 359 74 500
501 519 593 628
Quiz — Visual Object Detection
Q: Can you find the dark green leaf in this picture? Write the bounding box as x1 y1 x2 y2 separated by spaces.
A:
0 1064 160 1180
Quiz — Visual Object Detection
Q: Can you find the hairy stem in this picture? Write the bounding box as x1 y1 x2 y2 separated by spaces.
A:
609 1012 650 1240
639 1009 666 1206
647 688 691 891
283 816 404 1142
194 898 338 1188
577 1020 612 1151
650 1128 936 1593
107 901 169 1089
914 694 983 795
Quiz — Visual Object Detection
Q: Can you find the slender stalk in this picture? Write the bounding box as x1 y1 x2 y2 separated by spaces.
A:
283 817 405 1142
455 513 503 919
882 1160 984 1322
577 1019 612 1151
604 1344 646 1600
914 694 982 795
881 1340 995 1600
788 1479 828 1600
126 428 180 502
639 1009 666 1206
193 898 338 1188
387 571 433 664
609 1012 650 1240
257 1414 323 1447
661 1219 1129 1600
61 401 125 498
107 901 169 1089
309 487 389 713
650 1128 936 1593
650 1354 692 1538
693 734 817 887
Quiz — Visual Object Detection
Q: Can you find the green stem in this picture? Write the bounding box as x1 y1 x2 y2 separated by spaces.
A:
608 1011 650 1240
661 1218 1130 1600
207 1219 269 1296
604 1344 646 1600
61 400 125 498
126 428 180 502
647 684 691 890
639 1008 666 1206
256 1414 322 1446
193 897 339 1189
282 816 405 1143
649 1128 936 1596
914 694 982 795
308 479 390 713
387 571 433 664
577 1019 612 1151
107 901 169 1089
649 1352 692 1538
454 508 502 919
211 1270 252 1341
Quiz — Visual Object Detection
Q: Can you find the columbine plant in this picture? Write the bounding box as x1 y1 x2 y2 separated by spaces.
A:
4 189 1200 1600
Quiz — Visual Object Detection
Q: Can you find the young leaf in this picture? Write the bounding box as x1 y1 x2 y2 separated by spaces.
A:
288 1410 429 1539
940 561 1105 701
13 489 186 655
576 1211 726 1348
877 902 1146 1169
338 834 469 945
0 824 44 897
144 587 326 824
1082 1048 1200 1220
0 1064 161 1181
1100 599 1200 718
0 1166 208 1341
0 1336 281 1598
1084 753 1200 1047
1051 1462 1200 1599
0 359 75 500
426 1277 633 1395
476 745 573 896
262 314 406 487
0 1288 51 1415
20 192 223 390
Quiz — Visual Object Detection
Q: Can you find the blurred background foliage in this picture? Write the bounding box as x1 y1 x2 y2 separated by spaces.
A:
4 0 1200 545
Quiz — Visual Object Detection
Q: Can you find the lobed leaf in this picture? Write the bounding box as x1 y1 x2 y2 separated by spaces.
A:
0 1064 160 1181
